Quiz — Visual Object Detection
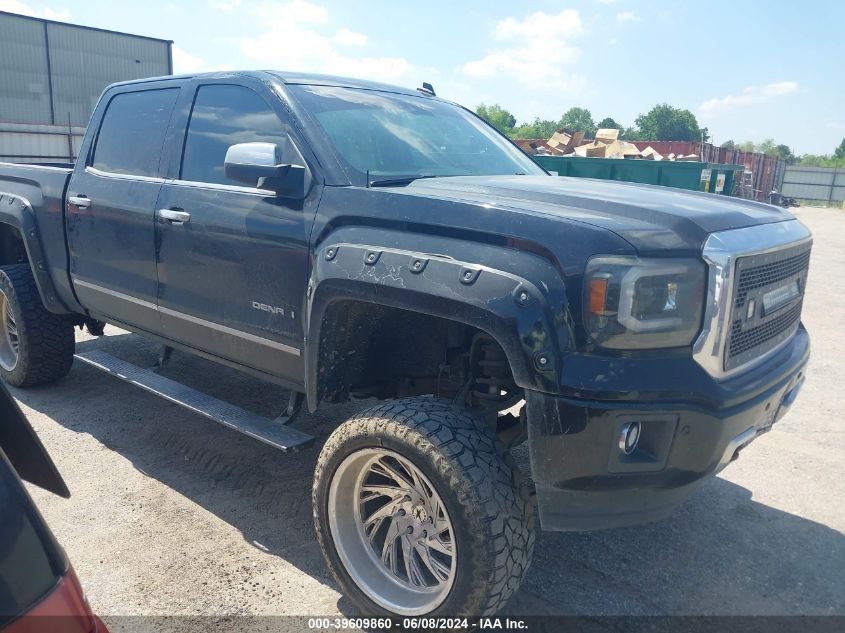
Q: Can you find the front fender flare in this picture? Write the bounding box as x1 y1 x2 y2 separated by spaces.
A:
304 241 573 412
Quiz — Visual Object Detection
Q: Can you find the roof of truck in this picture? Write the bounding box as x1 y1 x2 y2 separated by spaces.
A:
107 70 424 98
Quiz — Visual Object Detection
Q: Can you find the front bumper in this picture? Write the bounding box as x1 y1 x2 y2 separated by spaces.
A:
525 326 809 531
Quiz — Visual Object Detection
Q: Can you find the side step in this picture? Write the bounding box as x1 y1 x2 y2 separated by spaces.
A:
74 350 314 452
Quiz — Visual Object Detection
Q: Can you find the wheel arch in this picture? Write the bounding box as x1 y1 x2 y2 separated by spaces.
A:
0 193 70 314
304 235 574 412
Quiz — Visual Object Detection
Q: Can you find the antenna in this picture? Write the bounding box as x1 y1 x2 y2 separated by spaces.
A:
417 82 436 97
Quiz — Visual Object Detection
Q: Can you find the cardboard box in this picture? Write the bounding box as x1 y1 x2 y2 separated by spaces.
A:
595 128 620 143
547 129 584 153
602 140 641 159
641 146 663 161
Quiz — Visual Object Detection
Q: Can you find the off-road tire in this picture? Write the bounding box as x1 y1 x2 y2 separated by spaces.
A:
0 264 74 387
313 396 535 616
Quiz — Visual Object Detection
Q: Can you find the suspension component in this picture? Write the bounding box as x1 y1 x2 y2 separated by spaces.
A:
467 333 522 411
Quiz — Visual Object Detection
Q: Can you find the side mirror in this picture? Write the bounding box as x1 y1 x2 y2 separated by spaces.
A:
224 142 307 198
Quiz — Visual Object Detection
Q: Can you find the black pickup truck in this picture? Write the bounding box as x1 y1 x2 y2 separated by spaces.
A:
0 71 811 617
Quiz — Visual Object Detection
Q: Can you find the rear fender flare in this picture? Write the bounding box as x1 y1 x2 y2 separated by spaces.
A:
0 193 69 314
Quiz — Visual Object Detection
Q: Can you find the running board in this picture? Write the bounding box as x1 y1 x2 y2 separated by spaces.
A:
74 350 314 452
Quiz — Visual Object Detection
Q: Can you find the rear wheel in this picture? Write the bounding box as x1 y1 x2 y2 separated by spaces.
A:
313 397 535 616
0 264 74 387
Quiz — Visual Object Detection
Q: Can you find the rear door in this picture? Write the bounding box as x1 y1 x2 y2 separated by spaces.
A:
66 84 180 332
154 80 318 384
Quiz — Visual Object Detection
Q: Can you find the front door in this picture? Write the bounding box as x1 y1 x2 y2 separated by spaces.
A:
66 86 180 332
154 83 315 384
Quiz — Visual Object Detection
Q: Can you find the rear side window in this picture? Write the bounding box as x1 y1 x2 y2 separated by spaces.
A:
181 84 288 186
91 88 179 178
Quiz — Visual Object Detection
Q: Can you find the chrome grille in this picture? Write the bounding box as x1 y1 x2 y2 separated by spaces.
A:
693 220 812 379
724 242 811 371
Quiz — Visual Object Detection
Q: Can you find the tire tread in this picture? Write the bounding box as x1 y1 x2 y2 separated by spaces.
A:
0 264 74 387
313 396 535 616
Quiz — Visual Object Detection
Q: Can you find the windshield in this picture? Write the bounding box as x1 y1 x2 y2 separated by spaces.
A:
289 85 545 181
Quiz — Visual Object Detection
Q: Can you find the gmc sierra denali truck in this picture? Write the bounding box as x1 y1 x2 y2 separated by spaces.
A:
0 71 810 617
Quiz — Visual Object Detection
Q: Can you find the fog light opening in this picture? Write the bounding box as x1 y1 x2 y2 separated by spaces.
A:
619 421 641 455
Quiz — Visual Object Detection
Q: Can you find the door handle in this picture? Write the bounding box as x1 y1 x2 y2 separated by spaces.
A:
68 195 90 208
158 209 191 224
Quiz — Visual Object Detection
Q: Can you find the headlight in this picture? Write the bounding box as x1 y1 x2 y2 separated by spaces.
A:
584 256 706 349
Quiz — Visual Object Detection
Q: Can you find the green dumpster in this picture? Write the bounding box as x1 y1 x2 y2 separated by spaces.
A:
534 155 744 196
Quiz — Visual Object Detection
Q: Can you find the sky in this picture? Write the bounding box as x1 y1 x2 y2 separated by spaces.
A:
2 0 843 155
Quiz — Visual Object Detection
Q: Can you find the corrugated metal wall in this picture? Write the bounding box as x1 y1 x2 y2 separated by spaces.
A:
0 11 171 162
0 12 53 124
779 166 845 203
0 122 83 163
47 23 171 127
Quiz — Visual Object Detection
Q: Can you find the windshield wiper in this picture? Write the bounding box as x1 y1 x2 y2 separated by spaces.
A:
367 174 441 188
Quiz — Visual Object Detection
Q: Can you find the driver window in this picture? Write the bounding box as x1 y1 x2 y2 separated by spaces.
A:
181 84 288 186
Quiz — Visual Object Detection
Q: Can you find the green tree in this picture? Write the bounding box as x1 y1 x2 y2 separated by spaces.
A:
511 118 559 139
756 138 778 155
634 103 707 141
800 153 845 168
738 140 756 152
475 103 516 135
775 144 797 164
720 140 736 149
596 117 621 131
558 107 596 136
835 138 845 160
623 126 642 141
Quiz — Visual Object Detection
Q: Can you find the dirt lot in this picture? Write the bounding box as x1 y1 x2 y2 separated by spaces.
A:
13 207 844 627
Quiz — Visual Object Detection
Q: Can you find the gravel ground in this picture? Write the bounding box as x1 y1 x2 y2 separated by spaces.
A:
14 206 844 628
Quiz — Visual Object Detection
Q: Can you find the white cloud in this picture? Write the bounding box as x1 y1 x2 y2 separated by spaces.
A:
0 0 71 20
240 1 412 83
616 11 639 23
172 46 207 74
699 81 799 116
333 27 367 46
460 9 583 86
172 45 233 74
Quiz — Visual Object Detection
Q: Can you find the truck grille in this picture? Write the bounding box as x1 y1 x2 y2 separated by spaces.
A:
724 242 811 371
734 249 811 308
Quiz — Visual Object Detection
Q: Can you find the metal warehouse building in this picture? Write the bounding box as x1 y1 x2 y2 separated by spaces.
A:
0 11 172 163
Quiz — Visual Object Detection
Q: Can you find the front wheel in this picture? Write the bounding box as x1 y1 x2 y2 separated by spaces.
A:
313 397 535 616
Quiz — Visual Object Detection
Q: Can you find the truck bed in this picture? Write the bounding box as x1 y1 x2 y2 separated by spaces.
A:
0 162 75 312
0 162 73 205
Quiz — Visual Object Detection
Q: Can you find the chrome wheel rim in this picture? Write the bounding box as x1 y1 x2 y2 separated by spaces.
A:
327 448 456 615
0 291 19 372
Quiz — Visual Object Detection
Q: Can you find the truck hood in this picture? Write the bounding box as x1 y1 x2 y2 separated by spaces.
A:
405 175 794 253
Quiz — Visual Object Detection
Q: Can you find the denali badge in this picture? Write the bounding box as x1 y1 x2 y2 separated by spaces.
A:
252 301 295 319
